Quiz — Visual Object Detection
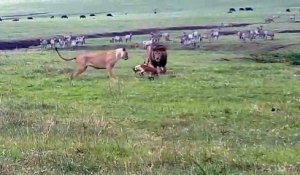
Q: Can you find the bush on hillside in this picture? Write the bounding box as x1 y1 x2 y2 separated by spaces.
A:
249 53 300 65
286 53 300 65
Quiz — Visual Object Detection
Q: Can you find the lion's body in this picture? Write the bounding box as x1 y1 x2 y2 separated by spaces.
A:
55 47 128 79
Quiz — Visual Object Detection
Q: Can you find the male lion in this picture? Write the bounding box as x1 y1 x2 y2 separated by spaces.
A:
145 44 167 74
55 47 128 79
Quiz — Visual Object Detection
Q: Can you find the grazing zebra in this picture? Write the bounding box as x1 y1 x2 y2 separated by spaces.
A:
179 33 198 48
40 39 48 49
192 30 200 40
75 36 86 46
109 37 114 43
50 38 56 49
241 32 255 42
71 40 77 47
253 26 274 40
150 32 162 43
262 30 275 40
181 38 197 48
180 35 187 43
113 36 123 43
64 35 72 47
211 30 220 40
237 31 244 39
237 31 255 42
253 29 263 39
200 32 212 42
162 32 170 41
125 33 133 43
253 26 266 39
265 17 274 23
290 14 296 22
192 31 199 37
187 33 194 40
58 38 65 48
142 40 153 49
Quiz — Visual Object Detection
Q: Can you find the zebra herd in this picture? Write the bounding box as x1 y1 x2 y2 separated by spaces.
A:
40 26 275 50
109 33 133 43
39 35 86 49
109 32 170 48
142 30 220 48
180 29 220 47
141 32 171 48
110 32 170 46
237 26 275 42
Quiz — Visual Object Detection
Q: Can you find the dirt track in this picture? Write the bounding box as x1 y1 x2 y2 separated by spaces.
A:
0 23 300 50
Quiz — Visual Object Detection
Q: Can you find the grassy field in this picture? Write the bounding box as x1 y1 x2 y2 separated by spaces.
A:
0 0 298 16
0 47 299 174
0 0 300 174
0 0 299 40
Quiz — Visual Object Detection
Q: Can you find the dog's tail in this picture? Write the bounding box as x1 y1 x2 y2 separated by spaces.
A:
54 47 75 61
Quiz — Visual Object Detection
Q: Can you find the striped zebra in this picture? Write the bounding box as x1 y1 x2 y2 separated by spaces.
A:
125 33 133 43
40 39 48 49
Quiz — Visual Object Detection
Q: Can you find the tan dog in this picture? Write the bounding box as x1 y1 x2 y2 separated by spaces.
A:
55 47 128 79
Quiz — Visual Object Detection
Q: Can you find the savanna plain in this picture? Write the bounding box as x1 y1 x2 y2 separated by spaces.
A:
0 0 299 174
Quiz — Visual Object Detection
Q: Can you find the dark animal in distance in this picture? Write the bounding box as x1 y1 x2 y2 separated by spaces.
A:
239 8 245 11
12 19 19 21
286 9 291 12
229 8 236 12
0 18 2 21
50 16 54 19
61 15 68 19
27 17 33 20
245 7 254 11
106 13 113 17
80 15 86 19
90 14 96 17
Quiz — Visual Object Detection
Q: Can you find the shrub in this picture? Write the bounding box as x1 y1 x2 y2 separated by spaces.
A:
249 53 300 65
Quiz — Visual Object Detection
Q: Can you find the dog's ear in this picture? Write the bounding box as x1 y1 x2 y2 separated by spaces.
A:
122 48 126 51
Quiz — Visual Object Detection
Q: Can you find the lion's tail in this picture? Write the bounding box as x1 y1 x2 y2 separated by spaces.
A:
54 47 75 61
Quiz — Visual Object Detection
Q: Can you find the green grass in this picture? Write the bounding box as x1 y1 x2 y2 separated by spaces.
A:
0 0 298 16
0 48 299 174
0 0 299 41
0 0 300 174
